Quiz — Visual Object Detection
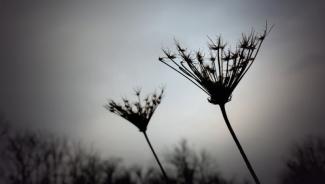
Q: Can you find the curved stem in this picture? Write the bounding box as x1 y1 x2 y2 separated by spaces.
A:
219 104 261 184
143 131 169 183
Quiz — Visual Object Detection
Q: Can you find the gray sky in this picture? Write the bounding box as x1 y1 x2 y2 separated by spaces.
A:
1 0 325 183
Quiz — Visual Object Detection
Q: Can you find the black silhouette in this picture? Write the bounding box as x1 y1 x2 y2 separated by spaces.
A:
104 88 169 182
0 124 135 184
166 140 239 184
280 136 325 184
159 23 273 184
0 122 251 184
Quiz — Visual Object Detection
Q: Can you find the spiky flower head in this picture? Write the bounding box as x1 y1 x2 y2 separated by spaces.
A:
105 88 164 132
159 23 272 105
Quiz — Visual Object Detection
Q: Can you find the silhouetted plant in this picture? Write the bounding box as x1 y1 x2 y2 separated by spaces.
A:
159 23 273 184
105 88 169 183
280 136 325 184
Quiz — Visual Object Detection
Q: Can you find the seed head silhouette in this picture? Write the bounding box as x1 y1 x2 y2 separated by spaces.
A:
105 88 164 132
159 24 272 106
159 23 273 184
105 88 169 183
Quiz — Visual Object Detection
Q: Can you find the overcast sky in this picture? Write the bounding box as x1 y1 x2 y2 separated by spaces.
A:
1 0 325 183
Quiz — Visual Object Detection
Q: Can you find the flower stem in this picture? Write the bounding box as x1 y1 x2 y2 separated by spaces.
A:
143 131 169 183
219 104 261 184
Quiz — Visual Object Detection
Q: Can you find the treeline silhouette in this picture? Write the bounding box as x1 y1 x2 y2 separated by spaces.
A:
1 116 325 183
0 117 245 184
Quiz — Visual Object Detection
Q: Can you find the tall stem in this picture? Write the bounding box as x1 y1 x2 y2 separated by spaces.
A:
143 131 169 183
219 104 261 184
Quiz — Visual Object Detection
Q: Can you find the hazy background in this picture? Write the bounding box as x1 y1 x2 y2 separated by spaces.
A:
1 0 325 183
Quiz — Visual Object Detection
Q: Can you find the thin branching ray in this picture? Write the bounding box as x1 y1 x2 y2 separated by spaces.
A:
105 88 164 132
159 23 273 105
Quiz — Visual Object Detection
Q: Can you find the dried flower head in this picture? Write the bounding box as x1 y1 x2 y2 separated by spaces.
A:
105 88 164 132
159 23 272 105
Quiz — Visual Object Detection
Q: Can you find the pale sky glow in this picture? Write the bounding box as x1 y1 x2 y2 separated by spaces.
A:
1 0 325 183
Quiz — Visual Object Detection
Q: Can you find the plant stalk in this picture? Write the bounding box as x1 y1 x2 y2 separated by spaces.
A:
143 131 169 183
219 104 261 184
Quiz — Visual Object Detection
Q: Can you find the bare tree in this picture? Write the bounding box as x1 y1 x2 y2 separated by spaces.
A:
6 132 39 184
39 135 69 184
166 140 232 184
101 158 121 184
280 136 325 184
66 142 128 184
